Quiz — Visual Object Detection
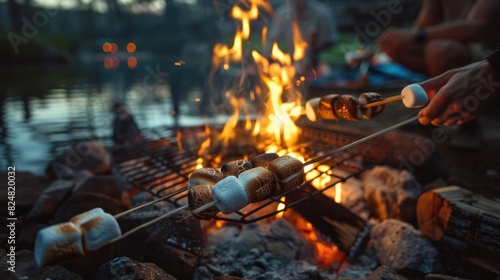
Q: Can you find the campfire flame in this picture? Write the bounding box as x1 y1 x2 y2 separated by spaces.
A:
198 0 344 269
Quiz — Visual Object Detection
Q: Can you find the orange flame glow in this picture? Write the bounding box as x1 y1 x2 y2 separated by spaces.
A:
334 182 342 203
231 4 258 39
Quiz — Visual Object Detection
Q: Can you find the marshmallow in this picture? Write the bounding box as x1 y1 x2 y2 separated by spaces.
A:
268 155 305 193
305 97 321 122
188 167 223 189
34 222 84 267
212 176 249 214
80 213 121 251
401 84 429 108
238 167 277 203
249 153 279 169
319 94 340 120
334 95 363 121
221 159 253 177
359 92 385 119
70 207 105 226
188 184 220 220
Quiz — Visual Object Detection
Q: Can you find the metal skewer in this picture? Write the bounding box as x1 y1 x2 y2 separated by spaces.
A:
114 188 188 219
110 205 189 243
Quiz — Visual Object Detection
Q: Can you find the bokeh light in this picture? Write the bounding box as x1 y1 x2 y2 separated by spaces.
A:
126 42 136 53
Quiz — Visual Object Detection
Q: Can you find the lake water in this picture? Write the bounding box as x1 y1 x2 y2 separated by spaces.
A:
0 56 228 176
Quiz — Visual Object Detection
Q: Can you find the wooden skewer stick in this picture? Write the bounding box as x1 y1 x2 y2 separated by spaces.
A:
362 95 402 108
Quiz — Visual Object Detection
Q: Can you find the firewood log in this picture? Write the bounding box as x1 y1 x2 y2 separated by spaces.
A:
416 186 500 275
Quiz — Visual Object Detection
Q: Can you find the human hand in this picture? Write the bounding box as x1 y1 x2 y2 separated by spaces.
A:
374 28 415 59
418 61 500 126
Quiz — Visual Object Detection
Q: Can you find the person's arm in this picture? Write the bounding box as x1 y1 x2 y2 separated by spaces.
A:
417 0 500 43
417 48 500 126
413 0 443 28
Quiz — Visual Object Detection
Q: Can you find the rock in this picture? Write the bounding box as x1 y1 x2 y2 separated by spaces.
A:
0 249 82 280
0 171 51 218
73 175 132 207
52 192 126 223
116 209 177 260
45 140 111 180
264 219 315 263
142 209 204 279
425 274 476 280
91 256 176 280
194 219 334 280
17 179 75 249
366 265 409 280
338 247 379 279
370 219 442 277
26 180 75 220
323 168 370 219
233 223 266 255
361 165 422 223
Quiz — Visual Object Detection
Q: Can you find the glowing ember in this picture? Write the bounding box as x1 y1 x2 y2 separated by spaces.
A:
275 197 286 219
334 182 342 203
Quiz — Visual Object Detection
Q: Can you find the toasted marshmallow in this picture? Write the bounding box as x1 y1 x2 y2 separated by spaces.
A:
238 167 276 203
221 159 253 177
249 153 279 169
34 222 84 267
188 167 223 189
70 207 105 226
80 213 121 251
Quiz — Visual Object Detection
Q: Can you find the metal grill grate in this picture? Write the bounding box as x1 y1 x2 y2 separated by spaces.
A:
111 119 394 224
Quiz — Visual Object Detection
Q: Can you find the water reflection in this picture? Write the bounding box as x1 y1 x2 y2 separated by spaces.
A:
0 54 214 175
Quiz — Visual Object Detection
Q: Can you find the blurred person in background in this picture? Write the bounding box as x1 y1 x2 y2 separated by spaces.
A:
375 0 500 149
264 0 339 75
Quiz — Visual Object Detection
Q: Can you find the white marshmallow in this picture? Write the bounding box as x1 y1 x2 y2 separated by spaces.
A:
34 222 84 267
80 213 121 251
401 84 429 108
305 97 321 122
211 176 248 214
70 207 105 226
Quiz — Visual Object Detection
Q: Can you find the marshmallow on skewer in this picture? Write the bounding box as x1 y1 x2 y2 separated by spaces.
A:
401 84 429 108
34 222 85 267
334 95 363 121
188 184 220 220
268 155 305 193
211 176 249 214
79 213 121 251
249 153 279 169
238 167 277 203
359 92 385 119
221 159 253 177
305 97 321 122
188 167 223 189
319 94 340 120
70 207 105 226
